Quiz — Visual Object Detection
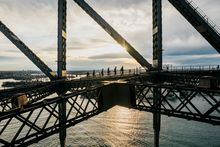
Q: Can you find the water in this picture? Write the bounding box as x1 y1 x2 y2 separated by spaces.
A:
32 106 220 147
0 78 219 146
0 78 19 90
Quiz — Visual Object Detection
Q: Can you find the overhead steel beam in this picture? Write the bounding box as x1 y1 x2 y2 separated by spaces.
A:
152 2 163 145
168 0 220 53
153 0 162 70
73 0 153 70
57 1 67 146
58 0 67 78
0 21 55 80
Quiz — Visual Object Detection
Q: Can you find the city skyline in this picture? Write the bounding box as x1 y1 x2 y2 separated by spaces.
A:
0 0 220 71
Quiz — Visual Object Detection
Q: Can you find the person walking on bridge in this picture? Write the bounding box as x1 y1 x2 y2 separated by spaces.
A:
107 67 110 76
101 68 104 76
92 70 95 77
86 72 89 78
114 66 117 75
120 66 124 75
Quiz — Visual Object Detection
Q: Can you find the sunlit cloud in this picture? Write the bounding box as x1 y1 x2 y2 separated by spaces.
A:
0 0 219 71
89 53 130 59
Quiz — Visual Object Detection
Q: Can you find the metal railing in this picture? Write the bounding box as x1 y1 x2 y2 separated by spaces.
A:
67 68 144 80
185 0 220 36
67 64 220 80
163 64 220 72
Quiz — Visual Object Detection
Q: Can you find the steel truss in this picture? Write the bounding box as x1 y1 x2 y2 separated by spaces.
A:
0 0 220 146
0 86 101 146
0 21 55 80
65 74 141 92
134 83 220 125
0 83 59 112
159 73 202 86
0 75 133 113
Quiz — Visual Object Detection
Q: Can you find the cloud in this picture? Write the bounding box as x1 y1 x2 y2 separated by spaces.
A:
67 58 140 70
0 56 22 61
162 0 220 65
0 0 220 71
165 47 217 56
89 53 130 59
86 0 147 10
67 38 114 50
164 54 220 66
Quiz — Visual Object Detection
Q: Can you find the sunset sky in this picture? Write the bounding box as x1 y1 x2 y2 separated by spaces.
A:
0 0 220 71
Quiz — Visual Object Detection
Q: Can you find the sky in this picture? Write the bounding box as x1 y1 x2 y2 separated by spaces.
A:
0 0 220 71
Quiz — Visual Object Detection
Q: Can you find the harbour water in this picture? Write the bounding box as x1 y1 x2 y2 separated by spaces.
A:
0 79 19 90
0 78 219 147
33 106 220 147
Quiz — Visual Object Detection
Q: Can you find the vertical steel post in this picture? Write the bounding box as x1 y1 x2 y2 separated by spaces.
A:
153 0 162 70
153 86 161 147
58 0 67 78
153 0 162 146
59 96 67 147
58 0 67 146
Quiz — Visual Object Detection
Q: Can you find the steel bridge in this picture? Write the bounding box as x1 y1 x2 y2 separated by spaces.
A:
0 0 220 146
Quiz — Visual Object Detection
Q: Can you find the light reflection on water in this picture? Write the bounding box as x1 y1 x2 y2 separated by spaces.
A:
1 77 219 146
32 106 220 147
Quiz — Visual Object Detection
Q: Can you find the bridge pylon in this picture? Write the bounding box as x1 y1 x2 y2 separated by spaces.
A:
57 0 67 146
152 0 162 146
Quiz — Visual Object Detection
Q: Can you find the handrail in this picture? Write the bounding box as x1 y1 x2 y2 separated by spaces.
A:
162 64 220 72
185 0 220 36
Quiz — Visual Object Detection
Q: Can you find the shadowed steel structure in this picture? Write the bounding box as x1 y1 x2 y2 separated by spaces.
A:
0 0 220 147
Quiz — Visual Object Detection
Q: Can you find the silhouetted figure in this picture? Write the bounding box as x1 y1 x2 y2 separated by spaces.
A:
86 72 89 77
120 66 124 75
114 66 117 75
129 69 131 74
136 67 138 74
217 65 219 70
107 67 110 75
92 70 95 77
101 68 104 76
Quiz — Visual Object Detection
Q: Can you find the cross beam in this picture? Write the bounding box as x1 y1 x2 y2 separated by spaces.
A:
168 0 220 53
73 0 153 70
0 21 55 80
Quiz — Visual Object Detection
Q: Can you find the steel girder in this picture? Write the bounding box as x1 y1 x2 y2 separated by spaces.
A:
0 83 59 112
0 87 101 146
152 0 162 70
134 83 220 125
0 21 55 80
73 0 153 70
58 0 67 78
0 74 219 146
0 74 138 113
168 0 220 53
